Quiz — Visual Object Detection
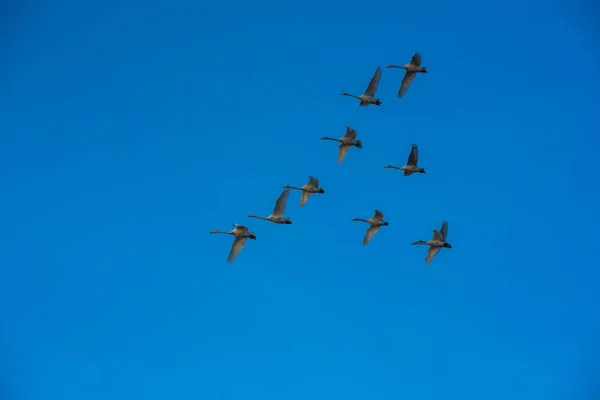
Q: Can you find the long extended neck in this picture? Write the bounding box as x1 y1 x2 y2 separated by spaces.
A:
248 214 269 220
341 92 361 99
384 165 402 170
386 65 407 70
352 218 369 223
411 240 428 245
284 185 303 191
321 137 341 142
211 230 233 235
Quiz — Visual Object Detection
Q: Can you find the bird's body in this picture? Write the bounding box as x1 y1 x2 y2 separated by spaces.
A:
249 188 292 224
386 52 427 98
411 221 452 265
341 66 383 106
321 126 363 163
385 144 426 176
352 210 389 246
284 176 325 207
210 224 257 263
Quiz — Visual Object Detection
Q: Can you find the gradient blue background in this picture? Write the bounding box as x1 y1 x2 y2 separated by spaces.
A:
1 0 599 399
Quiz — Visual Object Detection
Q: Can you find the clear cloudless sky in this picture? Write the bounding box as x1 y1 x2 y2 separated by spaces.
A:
1 0 600 399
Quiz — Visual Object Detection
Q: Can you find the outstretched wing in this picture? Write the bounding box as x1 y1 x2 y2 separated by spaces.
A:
440 221 448 241
364 66 382 97
407 144 418 166
342 126 357 140
425 246 440 265
398 71 416 98
227 237 247 263
409 52 422 67
338 144 352 163
299 191 313 207
272 188 290 217
308 176 320 188
373 210 384 221
431 230 444 241
363 226 380 246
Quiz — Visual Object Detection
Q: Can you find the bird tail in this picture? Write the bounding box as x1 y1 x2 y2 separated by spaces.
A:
355 140 362 149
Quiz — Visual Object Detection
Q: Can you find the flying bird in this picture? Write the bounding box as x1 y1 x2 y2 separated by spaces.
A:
210 224 257 263
284 176 325 207
341 66 383 106
248 188 293 224
351 210 389 246
321 126 363 163
385 144 426 176
411 221 452 265
386 53 427 98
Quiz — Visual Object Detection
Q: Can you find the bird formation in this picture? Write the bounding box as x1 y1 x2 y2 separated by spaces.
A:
210 52 451 265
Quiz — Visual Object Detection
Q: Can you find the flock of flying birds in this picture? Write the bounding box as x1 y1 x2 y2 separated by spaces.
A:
210 52 452 265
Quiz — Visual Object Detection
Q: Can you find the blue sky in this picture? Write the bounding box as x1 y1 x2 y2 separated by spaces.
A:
1 0 599 399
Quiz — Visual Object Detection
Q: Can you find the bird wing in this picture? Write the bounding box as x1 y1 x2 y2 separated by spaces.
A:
363 225 380 246
342 126 357 140
373 210 384 221
338 144 352 163
299 191 313 207
308 176 320 188
272 188 290 217
409 52 422 67
232 224 248 233
431 229 444 241
398 71 416 98
440 221 448 241
364 66 382 97
227 237 247 263
407 144 418 166
425 246 441 265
